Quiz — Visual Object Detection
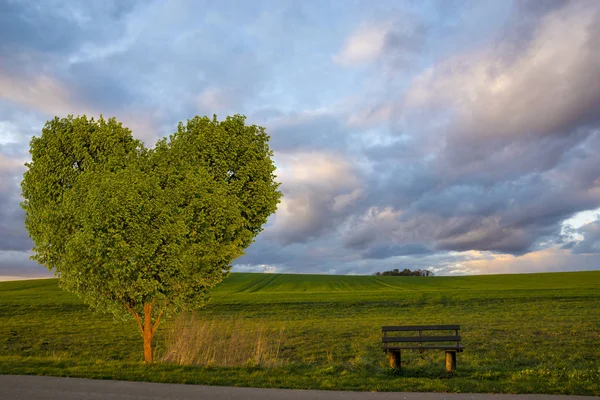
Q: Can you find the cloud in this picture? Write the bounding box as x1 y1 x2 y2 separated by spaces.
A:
3 0 600 279
0 69 161 144
361 131 600 255
234 263 278 274
196 87 234 115
342 207 403 250
276 151 359 187
250 0 600 264
0 151 31 253
347 1 600 256
334 16 427 68
0 0 288 144
362 243 432 259
334 24 390 65
458 246 600 275
404 2 600 144
0 72 87 117
267 151 364 244
265 110 355 152
236 1 600 275
0 251 49 279
569 219 600 255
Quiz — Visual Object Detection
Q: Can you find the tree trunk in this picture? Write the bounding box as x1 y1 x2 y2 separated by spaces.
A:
121 300 164 364
143 303 154 363
143 328 153 363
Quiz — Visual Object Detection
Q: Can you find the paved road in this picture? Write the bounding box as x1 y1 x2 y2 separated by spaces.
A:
0 375 595 400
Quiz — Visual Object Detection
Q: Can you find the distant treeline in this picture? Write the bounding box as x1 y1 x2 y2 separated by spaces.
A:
374 268 434 277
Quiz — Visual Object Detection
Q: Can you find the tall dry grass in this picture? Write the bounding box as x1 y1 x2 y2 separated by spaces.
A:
162 313 286 367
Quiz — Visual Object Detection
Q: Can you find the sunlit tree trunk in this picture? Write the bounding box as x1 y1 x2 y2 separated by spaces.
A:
143 303 154 363
122 300 163 364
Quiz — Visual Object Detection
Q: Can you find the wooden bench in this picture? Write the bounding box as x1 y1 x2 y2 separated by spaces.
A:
382 325 464 372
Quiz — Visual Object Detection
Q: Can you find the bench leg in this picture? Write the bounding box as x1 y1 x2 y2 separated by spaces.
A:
445 350 456 373
389 350 401 369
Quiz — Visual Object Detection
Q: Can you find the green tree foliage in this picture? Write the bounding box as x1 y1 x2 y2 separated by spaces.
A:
21 115 281 363
374 268 434 277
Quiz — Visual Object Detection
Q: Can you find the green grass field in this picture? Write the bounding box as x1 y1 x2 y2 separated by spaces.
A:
1 271 599 394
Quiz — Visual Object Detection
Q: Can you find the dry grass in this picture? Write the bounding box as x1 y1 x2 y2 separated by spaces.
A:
161 313 286 367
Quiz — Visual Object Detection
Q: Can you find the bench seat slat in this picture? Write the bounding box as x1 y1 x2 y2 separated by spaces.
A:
382 335 461 343
382 325 459 332
384 345 465 351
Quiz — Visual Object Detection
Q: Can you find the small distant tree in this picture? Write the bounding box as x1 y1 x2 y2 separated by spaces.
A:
21 115 281 363
375 268 434 277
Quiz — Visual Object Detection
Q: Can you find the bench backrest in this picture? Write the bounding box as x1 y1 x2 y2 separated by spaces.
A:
382 325 461 345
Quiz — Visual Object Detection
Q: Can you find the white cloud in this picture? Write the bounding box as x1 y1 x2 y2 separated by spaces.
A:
562 208 600 230
0 121 20 145
267 151 364 243
232 263 278 274
334 23 390 66
455 246 600 275
0 70 161 145
276 151 359 188
196 87 233 114
0 73 88 117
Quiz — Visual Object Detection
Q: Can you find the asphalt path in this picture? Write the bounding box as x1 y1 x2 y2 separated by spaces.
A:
0 375 595 400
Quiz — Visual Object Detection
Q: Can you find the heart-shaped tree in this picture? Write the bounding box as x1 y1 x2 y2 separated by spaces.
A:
21 114 281 363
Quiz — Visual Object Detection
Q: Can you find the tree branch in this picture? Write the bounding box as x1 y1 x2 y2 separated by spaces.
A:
151 309 164 337
120 299 143 335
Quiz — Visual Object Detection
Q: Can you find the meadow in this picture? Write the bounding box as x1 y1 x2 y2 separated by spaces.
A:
0 271 599 395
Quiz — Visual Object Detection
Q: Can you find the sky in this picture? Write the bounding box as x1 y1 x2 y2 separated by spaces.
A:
1 0 600 280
